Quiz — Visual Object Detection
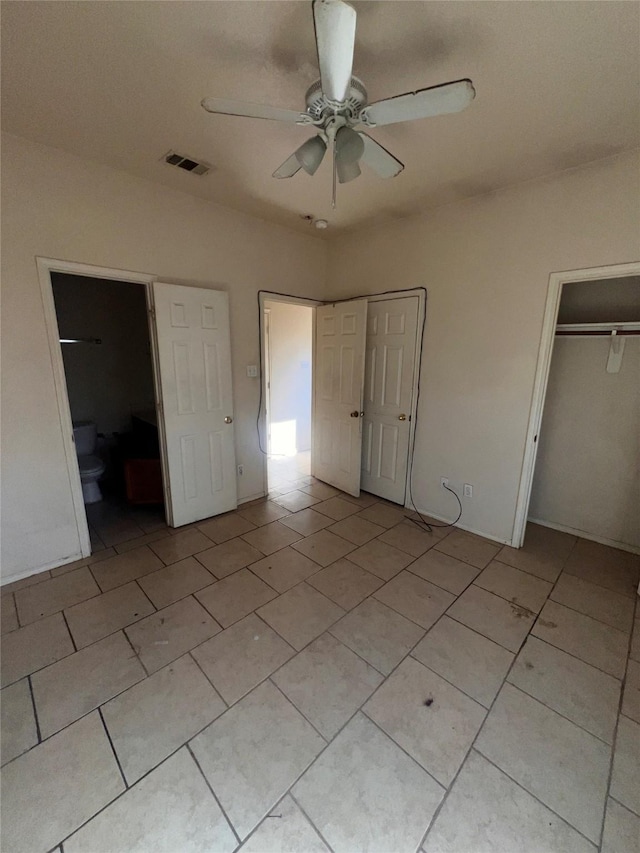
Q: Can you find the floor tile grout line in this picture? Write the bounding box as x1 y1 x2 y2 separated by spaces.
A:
506 680 618 747
444 609 529 655
61 610 78 653
122 627 150 677
187 650 229 709
5 516 636 850
415 540 608 851
597 592 639 841
131 577 160 614
471 748 603 849
289 790 337 853
54 733 225 851
3 641 149 766
186 743 242 847
417 608 583 851
527 623 627 681
27 674 43 744
407 651 498 712
98 706 128 789
546 589 635 634
267 676 329 743
404 564 479 598
470 576 554 613
561 565 639 601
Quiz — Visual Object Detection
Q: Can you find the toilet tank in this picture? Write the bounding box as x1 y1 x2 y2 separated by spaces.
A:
73 421 97 455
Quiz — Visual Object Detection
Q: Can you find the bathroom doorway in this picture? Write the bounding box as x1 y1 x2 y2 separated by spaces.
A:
51 272 167 551
262 298 314 492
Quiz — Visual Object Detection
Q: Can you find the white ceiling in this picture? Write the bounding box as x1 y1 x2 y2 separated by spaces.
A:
2 1 639 236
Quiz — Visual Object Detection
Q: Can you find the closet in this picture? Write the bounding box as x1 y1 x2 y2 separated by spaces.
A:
528 276 640 552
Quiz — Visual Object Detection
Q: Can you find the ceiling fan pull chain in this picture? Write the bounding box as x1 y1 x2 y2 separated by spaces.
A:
332 141 337 209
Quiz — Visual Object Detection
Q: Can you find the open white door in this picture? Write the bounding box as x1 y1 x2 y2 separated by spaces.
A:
152 283 237 526
313 299 368 496
361 296 419 504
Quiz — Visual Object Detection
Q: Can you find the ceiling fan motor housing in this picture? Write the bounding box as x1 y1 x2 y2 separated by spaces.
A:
305 77 368 123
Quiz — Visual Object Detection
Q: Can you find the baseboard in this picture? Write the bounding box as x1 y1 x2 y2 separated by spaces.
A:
407 506 511 546
528 518 640 556
238 491 267 506
1 552 84 587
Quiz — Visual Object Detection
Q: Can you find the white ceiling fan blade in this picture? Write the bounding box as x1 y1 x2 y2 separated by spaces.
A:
360 134 404 178
201 97 308 124
361 79 475 127
313 0 356 103
272 152 302 179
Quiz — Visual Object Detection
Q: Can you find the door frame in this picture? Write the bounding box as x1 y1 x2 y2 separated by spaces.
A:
511 260 640 548
263 307 272 455
36 256 169 559
258 292 322 495
258 288 426 504
365 289 426 507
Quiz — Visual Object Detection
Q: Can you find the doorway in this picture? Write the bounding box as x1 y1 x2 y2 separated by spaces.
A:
263 299 314 491
513 261 640 552
41 257 239 564
260 289 425 506
51 272 167 550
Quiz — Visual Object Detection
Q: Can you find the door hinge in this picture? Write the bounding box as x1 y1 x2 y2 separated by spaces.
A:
148 306 156 319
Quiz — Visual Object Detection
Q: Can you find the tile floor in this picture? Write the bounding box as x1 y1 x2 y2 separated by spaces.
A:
1 479 639 853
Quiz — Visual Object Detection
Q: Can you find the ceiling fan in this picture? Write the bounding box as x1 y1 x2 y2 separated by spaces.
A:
201 0 475 206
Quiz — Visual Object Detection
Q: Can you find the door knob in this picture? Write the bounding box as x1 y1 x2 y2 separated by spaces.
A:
224 416 233 424
398 413 407 421
350 411 360 418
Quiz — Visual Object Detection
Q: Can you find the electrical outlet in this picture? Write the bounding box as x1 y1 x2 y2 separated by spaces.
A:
463 483 473 498
237 464 244 476
440 477 449 489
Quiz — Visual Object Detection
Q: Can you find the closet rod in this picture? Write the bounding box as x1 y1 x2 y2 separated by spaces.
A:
555 330 640 337
555 322 640 337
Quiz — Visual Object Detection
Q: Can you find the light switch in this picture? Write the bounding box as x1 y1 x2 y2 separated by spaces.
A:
246 364 258 378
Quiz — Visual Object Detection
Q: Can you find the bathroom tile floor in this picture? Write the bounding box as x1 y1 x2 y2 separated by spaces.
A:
1 480 639 853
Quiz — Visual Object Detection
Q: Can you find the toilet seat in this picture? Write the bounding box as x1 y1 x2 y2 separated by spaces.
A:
78 454 105 477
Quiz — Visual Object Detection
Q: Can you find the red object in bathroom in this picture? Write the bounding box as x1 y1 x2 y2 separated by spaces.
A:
124 458 164 504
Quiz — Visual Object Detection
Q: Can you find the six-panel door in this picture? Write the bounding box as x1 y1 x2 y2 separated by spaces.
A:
361 296 419 504
152 282 237 526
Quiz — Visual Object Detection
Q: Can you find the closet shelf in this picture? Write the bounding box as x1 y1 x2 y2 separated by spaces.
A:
555 322 640 336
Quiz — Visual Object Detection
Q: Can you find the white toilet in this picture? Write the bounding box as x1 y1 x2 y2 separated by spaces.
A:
73 421 106 504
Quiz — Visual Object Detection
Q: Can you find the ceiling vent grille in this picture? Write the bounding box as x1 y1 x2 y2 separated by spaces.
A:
163 150 211 176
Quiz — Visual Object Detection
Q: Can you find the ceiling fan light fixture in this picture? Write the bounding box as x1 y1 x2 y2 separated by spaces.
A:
335 126 364 163
336 158 361 184
295 136 327 175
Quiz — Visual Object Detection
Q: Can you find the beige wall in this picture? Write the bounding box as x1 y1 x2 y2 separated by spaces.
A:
1 132 326 580
2 130 639 580
265 301 313 455
529 337 640 549
327 151 640 543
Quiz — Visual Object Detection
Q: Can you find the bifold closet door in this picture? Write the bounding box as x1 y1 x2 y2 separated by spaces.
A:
312 299 368 496
361 296 419 504
152 283 237 526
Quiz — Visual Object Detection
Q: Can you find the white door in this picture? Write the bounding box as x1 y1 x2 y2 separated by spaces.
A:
152 283 237 526
313 299 368 496
361 296 419 504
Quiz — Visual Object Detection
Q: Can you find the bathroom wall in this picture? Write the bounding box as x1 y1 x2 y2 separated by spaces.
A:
265 300 313 455
53 274 155 436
